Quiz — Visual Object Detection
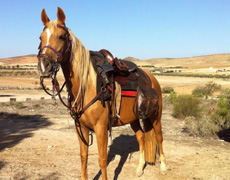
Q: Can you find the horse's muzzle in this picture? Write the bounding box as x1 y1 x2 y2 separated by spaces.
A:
37 55 54 77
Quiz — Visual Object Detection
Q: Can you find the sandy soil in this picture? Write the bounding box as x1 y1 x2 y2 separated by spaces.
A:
0 54 230 179
0 98 230 180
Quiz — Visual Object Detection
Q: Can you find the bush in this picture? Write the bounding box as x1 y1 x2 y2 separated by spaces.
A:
221 88 230 97
13 102 25 109
162 86 175 94
172 95 202 118
205 81 221 96
184 90 230 137
184 116 220 136
192 87 208 98
211 94 230 130
167 91 177 104
192 82 221 99
33 104 40 108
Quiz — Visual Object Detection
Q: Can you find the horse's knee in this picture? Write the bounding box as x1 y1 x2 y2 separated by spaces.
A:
156 133 163 142
153 122 163 139
81 154 88 163
99 158 107 169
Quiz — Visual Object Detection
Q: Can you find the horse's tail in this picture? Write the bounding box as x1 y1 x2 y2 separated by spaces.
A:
143 118 158 164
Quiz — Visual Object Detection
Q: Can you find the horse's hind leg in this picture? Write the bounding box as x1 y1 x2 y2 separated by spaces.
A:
130 120 145 177
151 115 167 172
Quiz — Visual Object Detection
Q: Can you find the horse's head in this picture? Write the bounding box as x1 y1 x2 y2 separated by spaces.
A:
37 7 72 78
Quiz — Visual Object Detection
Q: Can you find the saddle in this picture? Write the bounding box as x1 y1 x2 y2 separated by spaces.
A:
90 49 159 120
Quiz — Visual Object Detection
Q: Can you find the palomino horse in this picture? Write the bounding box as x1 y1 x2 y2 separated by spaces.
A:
37 7 166 180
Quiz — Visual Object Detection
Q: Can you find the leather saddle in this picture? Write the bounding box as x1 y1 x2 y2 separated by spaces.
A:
90 49 138 90
90 49 137 73
90 49 159 120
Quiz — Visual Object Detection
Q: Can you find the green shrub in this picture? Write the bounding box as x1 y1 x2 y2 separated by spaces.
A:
184 116 220 136
192 82 221 99
221 88 230 97
13 102 25 109
0 102 6 107
211 94 230 129
205 81 221 96
172 95 202 118
33 104 40 108
192 87 207 98
162 86 175 94
185 90 230 137
167 91 177 104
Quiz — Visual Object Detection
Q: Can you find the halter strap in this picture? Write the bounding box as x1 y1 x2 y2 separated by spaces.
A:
40 46 60 57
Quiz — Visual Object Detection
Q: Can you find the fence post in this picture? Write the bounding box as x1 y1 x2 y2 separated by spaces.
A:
10 98 17 102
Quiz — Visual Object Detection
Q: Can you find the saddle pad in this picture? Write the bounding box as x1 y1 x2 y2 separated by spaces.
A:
107 85 137 97
109 72 138 92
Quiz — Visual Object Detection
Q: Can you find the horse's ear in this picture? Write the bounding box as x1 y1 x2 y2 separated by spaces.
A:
57 7 66 25
41 8 50 26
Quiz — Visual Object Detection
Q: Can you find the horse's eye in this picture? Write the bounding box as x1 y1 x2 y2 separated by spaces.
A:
59 35 66 41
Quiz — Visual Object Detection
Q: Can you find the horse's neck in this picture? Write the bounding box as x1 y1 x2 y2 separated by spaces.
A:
61 59 80 99
61 55 97 105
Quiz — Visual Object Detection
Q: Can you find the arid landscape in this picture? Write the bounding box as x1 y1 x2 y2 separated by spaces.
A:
0 54 230 180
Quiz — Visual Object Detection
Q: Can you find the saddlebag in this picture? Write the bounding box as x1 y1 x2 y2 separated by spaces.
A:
134 86 159 120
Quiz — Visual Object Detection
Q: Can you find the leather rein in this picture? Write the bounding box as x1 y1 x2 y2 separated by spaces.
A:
38 24 104 146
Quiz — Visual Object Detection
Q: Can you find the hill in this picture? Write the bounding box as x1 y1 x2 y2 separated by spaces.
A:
125 54 230 69
0 54 37 66
1 53 230 69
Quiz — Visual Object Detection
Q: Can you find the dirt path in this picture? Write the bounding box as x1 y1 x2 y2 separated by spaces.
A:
0 99 230 180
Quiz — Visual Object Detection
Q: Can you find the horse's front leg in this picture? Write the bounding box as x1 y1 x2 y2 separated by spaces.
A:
75 123 89 180
95 124 108 180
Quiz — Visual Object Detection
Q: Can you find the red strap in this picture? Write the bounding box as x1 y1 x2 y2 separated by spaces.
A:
107 85 137 97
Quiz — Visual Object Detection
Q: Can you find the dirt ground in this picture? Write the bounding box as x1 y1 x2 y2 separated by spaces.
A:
1 95 230 180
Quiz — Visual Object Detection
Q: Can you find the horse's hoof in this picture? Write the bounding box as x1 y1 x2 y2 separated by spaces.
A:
160 162 167 173
136 168 144 177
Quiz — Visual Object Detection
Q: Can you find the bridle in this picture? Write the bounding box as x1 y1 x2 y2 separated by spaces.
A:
37 24 72 101
38 24 73 60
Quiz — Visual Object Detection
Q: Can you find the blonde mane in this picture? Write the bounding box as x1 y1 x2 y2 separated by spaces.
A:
69 30 92 93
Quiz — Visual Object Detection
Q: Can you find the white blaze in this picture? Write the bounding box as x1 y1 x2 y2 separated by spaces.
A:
43 28 51 53
41 61 45 73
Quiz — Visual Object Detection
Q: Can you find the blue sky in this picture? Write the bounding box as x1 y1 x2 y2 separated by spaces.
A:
0 0 229 59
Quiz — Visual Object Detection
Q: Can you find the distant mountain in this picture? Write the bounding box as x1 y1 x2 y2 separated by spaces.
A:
143 54 230 69
124 57 140 62
1 53 230 69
